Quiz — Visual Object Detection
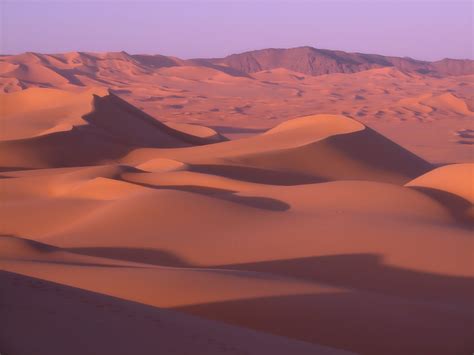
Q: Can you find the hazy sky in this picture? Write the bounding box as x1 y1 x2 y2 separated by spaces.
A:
1 0 472 60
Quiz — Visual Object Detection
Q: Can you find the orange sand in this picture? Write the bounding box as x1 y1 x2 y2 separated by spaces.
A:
1 50 473 355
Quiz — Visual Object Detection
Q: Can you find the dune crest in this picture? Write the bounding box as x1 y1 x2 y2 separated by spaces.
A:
406 163 474 221
0 90 226 169
406 163 473 203
136 158 188 173
264 114 364 137
0 87 106 140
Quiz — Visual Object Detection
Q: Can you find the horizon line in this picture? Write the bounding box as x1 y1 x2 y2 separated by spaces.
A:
1 45 473 63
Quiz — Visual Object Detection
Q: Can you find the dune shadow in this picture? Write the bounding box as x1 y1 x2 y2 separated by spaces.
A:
457 140 474 145
2 270 264 355
132 54 181 69
48 67 87 86
325 127 433 182
0 125 133 168
17 258 145 269
0 234 188 268
123 180 290 211
0 166 42 173
188 59 252 78
220 253 474 306
218 192 290 211
189 164 326 185
67 247 192 267
0 234 58 252
176 291 473 355
139 96 165 102
1 92 232 169
409 186 473 226
209 126 267 135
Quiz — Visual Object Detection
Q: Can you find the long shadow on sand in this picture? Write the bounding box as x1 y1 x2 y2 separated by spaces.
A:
10 240 471 355
121 180 291 211
189 163 326 185
176 291 473 355
4 271 322 355
64 246 474 307
409 186 473 226
67 247 191 267
220 253 474 306
209 126 268 134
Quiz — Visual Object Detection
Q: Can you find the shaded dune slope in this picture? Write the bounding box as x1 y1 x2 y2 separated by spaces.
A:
83 91 227 147
0 91 225 169
232 116 432 184
1 270 350 355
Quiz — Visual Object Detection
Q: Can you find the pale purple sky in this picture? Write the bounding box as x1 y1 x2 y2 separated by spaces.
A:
1 0 472 61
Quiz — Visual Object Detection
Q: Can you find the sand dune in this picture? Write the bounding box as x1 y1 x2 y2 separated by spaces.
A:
165 121 227 142
35 181 471 276
136 158 188 172
0 87 106 140
1 47 473 95
406 163 473 202
406 163 474 222
0 90 226 169
123 114 432 184
82 91 225 147
1 48 473 355
2 49 473 163
399 92 472 116
1 172 472 354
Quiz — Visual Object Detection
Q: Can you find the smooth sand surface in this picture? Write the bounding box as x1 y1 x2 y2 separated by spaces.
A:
1 52 473 355
2 270 353 355
405 163 474 222
406 163 473 203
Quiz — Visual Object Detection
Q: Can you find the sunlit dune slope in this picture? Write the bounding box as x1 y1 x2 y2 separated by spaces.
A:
406 163 473 203
0 87 106 140
0 90 226 169
124 114 432 184
406 163 474 221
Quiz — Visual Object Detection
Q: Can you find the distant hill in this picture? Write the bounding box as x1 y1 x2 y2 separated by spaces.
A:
203 46 474 77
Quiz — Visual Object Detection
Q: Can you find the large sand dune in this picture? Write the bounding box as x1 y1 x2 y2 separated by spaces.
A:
2 48 472 163
0 89 226 169
1 49 473 355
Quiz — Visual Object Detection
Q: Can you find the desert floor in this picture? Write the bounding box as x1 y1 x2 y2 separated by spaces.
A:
0 52 473 355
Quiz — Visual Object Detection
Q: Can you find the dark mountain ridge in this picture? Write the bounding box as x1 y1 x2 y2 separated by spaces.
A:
201 46 474 76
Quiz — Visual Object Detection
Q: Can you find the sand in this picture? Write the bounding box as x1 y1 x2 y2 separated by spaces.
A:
1 49 473 355
1 50 473 163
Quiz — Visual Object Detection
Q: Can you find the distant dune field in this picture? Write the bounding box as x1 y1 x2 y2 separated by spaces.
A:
1 47 473 162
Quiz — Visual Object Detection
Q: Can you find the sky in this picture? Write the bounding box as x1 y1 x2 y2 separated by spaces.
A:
1 0 472 61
